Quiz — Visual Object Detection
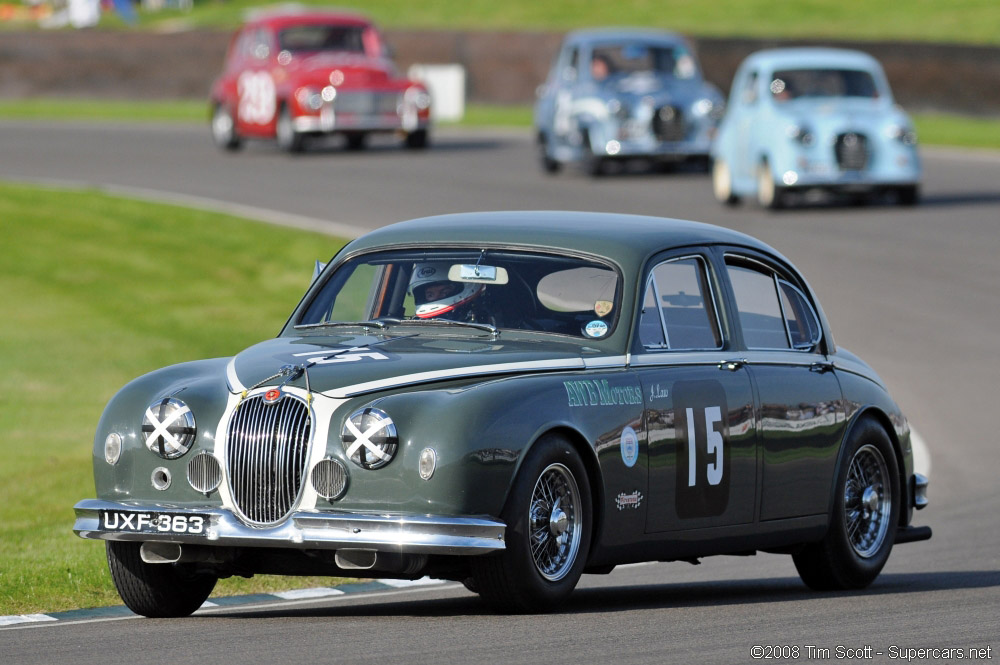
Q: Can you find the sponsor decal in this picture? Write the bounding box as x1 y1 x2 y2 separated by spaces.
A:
564 379 642 407
620 426 639 468
616 490 644 511
263 388 282 404
594 300 614 317
417 266 437 278
648 383 669 401
293 347 391 365
584 320 609 338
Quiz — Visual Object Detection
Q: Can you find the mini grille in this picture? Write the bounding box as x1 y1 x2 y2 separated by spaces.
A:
225 393 312 525
651 106 686 142
835 132 869 171
311 458 348 500
187 452 222 494
335 91 401 116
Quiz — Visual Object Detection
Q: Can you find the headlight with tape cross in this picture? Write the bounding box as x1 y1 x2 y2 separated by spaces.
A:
342 407 398 470
141 397 196 459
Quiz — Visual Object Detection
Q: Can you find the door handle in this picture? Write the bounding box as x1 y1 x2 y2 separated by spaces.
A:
718 358 747 371
810 361 834 373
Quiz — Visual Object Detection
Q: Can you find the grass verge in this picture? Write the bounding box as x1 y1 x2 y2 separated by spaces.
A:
1 99 998 151
0 182 353 615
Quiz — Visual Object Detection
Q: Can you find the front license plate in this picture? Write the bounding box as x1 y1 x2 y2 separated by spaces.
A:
98 510 208 535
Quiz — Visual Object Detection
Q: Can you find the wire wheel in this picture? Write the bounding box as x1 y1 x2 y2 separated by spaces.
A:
844 444 892 558
528 462 582 581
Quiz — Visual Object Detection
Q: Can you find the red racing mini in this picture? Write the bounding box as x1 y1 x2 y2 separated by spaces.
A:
209 8 431 153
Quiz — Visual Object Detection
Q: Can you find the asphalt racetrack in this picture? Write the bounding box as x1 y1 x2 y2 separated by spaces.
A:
2 122 998 663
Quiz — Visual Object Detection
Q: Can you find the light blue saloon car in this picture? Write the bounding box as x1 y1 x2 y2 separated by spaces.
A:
711 48 921 208
534 29 724 175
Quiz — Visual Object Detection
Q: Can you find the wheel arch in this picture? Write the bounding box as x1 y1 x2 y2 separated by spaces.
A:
831 406 910 528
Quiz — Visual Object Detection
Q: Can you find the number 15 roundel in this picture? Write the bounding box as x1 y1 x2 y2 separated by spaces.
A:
674 380 730 519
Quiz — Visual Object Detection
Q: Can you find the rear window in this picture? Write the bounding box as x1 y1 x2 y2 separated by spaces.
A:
725 258 822 351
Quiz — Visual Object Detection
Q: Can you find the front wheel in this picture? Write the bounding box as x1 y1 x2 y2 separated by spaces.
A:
471 435 592 612
404 129 429 149
712 158 740 206
275 105 305 153
210 103 242 151
793 418 900 590
106 541 217 618
756 159 786 209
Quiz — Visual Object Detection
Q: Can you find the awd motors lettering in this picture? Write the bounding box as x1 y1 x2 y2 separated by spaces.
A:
564 379 642 407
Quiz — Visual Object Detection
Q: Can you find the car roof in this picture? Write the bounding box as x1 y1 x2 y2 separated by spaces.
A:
338 211 781 273
243 8 372 30
741 47 882 72
562 28 688 48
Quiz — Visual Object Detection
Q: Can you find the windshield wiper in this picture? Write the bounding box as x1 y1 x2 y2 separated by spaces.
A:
390 318 500 336
294 320 389 330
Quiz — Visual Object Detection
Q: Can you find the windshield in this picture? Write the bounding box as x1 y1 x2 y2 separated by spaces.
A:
297 249 622 340
278 24 366 54
770 68 879 102
590 43 698 81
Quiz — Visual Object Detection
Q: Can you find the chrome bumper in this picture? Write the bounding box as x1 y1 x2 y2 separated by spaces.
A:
73 499 505 556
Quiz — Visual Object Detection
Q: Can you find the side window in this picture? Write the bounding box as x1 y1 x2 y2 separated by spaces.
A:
778 280 821 349
641 256 721 351
562 47 579 82
726 263 788 349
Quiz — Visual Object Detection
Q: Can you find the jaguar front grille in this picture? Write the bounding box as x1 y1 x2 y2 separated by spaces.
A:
652 105 686 141
835 132 869 171
225 393 312 525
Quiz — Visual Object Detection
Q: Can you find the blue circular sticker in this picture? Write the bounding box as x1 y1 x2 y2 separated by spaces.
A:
584 320 609 338
620 426 639 468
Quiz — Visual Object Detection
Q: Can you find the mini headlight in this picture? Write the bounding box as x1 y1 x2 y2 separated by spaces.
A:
691 98 714 117
342 407 398 470
296 87 324 111
142 397 196 459
321 86 337 102
885 124 917 145
104 432 122 465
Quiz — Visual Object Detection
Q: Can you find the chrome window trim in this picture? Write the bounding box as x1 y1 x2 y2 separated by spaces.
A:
776 278 823 350
639 254 724 354
724 253 824 353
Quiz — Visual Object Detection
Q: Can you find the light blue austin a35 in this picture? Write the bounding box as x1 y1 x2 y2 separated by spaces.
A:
711 48 922 208
534 29 724 175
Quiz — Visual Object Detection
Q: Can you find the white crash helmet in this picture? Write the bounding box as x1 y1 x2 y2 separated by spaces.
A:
409 262 484 319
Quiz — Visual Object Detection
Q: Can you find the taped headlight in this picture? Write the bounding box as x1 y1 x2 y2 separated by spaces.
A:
142 397 196 459
342 407 398 470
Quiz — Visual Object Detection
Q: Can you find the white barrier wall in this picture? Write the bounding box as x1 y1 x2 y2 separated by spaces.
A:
408 64 466 122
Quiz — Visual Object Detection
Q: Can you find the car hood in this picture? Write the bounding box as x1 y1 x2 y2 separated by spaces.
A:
777 97 896 130
289 53 399 86
599 72 714 104
227 333 610 399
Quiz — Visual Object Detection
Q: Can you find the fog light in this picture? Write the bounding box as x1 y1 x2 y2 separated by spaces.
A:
312 458 349 500
321 86 337 102
104 432 122 465
605 140 621 156
782 170 799 186
418 448 437 480
151 467 171 491
187 452 222 494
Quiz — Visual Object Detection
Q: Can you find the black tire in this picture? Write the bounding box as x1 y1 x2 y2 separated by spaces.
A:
210 103 242 152
345 132 368 151
275 104 304 153
471 434 592 612
106 541 217 618
897 184 920 206
404 129 429 149
538 133 561 174
793 418 900 590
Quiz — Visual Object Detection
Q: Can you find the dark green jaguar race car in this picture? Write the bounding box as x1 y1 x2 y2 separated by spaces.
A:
74 211 930 616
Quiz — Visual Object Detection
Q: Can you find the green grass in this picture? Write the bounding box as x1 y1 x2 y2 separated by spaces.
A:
2 99 998 150
81 0 1000 46
0 182 354 615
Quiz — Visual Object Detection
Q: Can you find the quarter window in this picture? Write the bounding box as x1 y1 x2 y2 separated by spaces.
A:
726 259 822 351
640 257 721 350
